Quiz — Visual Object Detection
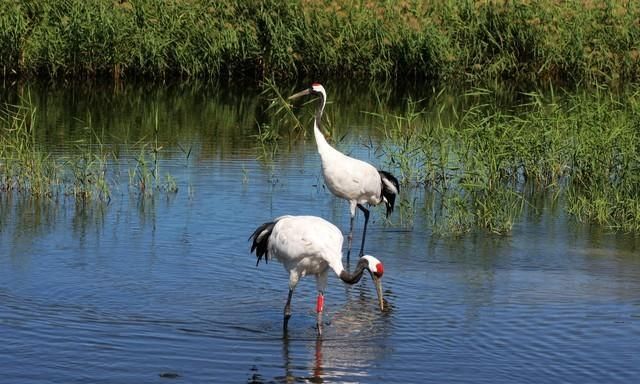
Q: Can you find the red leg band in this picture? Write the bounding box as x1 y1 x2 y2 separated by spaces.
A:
316 294 324 313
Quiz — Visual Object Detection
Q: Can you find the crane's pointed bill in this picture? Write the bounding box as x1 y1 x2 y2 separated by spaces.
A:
288 89 310 100
373 275 384 311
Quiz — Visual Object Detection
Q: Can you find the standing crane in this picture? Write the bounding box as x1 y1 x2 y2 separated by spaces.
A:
249 215 385 336
288 83 399 260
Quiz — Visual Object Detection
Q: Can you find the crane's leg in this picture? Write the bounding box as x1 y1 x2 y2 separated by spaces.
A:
283 288 294 335
346 213 355 262
316 291 325 336
357 204 370 257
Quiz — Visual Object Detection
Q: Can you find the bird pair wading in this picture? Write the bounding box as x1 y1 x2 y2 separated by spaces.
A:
249 83 398 336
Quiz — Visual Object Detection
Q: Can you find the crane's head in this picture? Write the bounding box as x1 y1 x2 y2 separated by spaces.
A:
362 255 385 311
288 83 327 102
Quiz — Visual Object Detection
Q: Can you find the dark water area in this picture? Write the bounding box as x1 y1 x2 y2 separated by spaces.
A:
1 82 639 383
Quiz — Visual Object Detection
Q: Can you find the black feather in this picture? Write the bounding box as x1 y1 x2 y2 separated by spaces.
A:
249 221 276 266
379 170 400 217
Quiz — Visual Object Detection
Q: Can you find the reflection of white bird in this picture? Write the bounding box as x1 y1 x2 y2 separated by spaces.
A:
249 215 385 336
289 83 400 260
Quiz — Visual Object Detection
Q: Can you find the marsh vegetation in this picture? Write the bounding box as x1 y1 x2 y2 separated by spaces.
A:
2 1 639 85
0 98 177 202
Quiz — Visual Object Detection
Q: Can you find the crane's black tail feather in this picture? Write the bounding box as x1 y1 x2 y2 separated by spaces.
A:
379 170 400 217
249 221 276 266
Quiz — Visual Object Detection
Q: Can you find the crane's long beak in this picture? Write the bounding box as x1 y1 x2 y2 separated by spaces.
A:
372 274 384 311
288 88 310 100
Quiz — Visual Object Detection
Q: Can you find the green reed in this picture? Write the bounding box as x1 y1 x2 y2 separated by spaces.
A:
369 86 640 235
369 97 428 186
0 102 58 197
128 108 178 196
563 89 640 231
65 141 111 202
57 113 111 202
259 78 304 141
1 99 178 203
2 1 639 86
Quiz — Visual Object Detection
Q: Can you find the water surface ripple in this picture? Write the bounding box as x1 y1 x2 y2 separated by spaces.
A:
1 85 640 384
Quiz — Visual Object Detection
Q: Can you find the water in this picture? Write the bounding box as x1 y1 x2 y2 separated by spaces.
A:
1 82 640 383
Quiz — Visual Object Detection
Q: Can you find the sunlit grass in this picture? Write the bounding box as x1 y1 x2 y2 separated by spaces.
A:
128 108 178 196
378 87 640 234
2 1 639 85
0 102 58 197
1 100 178 203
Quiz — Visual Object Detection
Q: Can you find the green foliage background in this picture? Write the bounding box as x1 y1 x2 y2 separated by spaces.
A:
1 0 639 84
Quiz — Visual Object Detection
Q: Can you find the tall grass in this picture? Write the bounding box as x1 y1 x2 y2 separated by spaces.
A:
370 87 640 234
128 108 178 196
564 89 640 231
0 102 58 197
2 1 639 85
1 99 178 202
65 140 111 202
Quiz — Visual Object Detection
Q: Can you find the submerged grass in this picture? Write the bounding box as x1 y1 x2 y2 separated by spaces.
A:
2 1 639 86
1 100 178 203
128 108 178 196
0 102 58 197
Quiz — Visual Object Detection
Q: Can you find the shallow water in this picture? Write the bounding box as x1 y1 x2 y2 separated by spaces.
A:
1 82 639 383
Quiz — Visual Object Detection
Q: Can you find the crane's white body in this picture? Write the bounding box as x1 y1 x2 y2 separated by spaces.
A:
314 125 383 217
250 214 385 335
267 215 347 291
289 83 398 259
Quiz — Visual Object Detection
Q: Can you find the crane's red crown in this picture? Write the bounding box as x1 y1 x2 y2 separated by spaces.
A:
374 262 384 277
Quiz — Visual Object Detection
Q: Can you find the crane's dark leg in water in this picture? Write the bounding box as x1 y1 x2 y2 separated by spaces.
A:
346 213 355 262
283 289 293 335
357 204 370 257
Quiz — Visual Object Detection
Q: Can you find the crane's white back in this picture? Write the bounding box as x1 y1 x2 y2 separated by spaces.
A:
269 215 344 275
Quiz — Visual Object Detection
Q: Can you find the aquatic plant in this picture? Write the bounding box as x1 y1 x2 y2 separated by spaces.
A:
371 86 640 235
128 108 178 196
563 89 640 232
65 146 110 202
2 1 639 86
370 97 428 186
0 101 59 197
62 116 112 202
1 98 179 203
260 78 305 139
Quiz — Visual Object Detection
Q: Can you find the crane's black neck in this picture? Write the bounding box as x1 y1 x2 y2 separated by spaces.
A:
339 257 368 285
